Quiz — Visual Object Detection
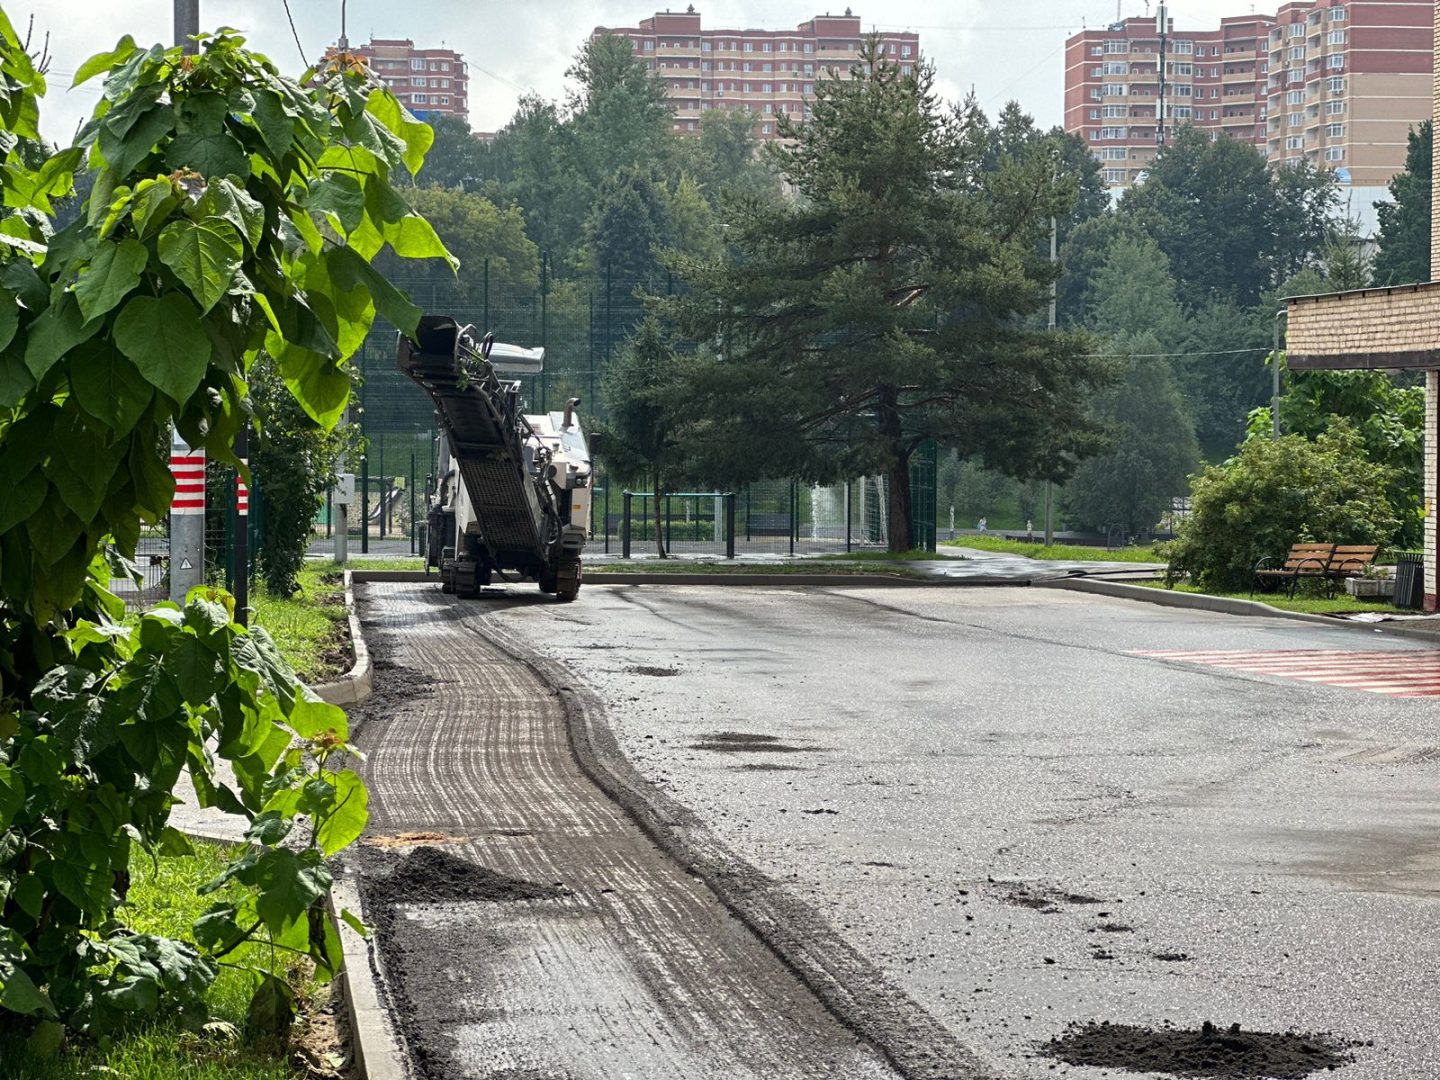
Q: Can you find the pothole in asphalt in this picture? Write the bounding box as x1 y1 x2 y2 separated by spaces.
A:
690 731 812 753
1040 1020 1363 1078
1154 951 1192 962
369 846 572 904
626 665 681 677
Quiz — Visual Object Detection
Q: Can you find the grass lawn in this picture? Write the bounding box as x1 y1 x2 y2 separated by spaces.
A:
944 536 1164 563
321 556 426 572
1134 580 1396 616
0 841 322 1080
250 565 350 683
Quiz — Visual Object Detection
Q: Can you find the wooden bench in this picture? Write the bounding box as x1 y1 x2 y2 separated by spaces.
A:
1253 543 1334 597
1326 545 1379 588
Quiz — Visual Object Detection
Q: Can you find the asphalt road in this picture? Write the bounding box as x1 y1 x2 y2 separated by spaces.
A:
490 583 1440 1079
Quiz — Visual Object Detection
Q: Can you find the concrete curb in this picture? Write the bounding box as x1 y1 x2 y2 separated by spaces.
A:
351 567 1053 589
476 616 997 1080
1043 576 1440 644
314 569 374 706
331 873 411 1080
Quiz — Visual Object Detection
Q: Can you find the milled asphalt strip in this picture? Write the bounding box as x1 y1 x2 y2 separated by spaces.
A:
476 612 997 1080
349 583 931 1080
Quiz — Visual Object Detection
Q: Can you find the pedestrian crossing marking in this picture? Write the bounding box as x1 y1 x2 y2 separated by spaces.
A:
1137 649 1440 698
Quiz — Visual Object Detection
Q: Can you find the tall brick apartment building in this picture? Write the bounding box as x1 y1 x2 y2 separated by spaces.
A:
1285 7 1440 608
591 8 919 140
1064 1 1432 196
333 38 469 124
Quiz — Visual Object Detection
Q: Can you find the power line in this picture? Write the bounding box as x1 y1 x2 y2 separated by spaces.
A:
280 0 309 68
1082 346 1272 359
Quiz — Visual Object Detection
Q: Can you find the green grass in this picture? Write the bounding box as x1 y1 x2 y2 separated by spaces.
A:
321 556 425 571
0 842 314 1080
1134 580 1396 615
944 536 1164 563
250 565 349 682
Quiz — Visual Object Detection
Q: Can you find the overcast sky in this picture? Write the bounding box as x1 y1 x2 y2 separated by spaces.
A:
31 0 1255 141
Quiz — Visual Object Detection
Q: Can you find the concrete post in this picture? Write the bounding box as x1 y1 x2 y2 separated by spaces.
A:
169 436 205 603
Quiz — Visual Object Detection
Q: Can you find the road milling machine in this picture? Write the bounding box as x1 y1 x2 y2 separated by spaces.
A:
398 315 594 601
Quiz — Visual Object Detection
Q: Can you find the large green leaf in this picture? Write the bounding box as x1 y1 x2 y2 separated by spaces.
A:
0 933 54 1018
166 129 248 179
287 698 347 743
129 177 182 240
365 89 433 176
365 175 457 268
75 237 148 322
247 90 295 159
326 246 420 336
272 341 350 429
23 295 101 381
314 770 368 856
158 221 242 315
0 762 23 826
170 633 227 707
69 339 154 433
0 290 18 351
72 35 139 87
304 174 364 236
97 102 173 177
113 293 211 404
253 848 331 935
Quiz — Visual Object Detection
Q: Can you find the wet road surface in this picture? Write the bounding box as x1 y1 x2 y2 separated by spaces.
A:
492 583 1440 1079
347 584 929 1080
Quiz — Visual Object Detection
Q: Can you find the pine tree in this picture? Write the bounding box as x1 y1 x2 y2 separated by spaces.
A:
663 41 1113 551
1373 122 1432 286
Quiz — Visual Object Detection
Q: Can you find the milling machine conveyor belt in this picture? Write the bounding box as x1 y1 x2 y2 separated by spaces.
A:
397 319 549 564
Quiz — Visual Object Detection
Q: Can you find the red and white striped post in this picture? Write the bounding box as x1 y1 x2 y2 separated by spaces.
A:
169 439 206 603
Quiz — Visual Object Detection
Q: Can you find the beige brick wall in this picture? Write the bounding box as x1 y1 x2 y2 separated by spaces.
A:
1286 285 1440 360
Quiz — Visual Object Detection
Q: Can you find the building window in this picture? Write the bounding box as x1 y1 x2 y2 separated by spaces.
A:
1288 23 1304 37
644 40 654 50
1104 62 1128 75
1173 106 1192 119
1286 135 1303 149
1091 66 1104 77
762 123 773 134
743 82 751 92
413 93 427 103
1330 7 1346 21
1328 30 1345 45
410 58 425 70
1103 168 1127 183
1101 147 1127 160
1172 40 1193 54
744 42 754 52
1091 44 1104 56
1327 54 1343 70
1101 84 1127 97
1102 105 1127 118
439 95 449 104
1287 90 1304 104
762 83 771 92
1326 123 1344 137
1325 147 1344 161
804 83 813 94
1327 77 1345 93
1099 126 1125 139
804 43 814 53
763 42 772 52
1288 46 1304 60
1089 109 1101 119
901 44 912 58
1288 113 1302 127
702 41 712 51
1173 63 1192 76
1105 39 1127 53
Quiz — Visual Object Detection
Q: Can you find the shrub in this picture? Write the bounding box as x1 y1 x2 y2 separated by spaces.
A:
1163 426 1400 592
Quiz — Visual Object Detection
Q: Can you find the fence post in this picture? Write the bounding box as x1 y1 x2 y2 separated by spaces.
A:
483 257 490 333
726 493 736 559
377 440 385 539
622 491 632 559
789 479 796 556
540 250 549 413
665 494 672 554
845 480 852 552
746 486 751 542
360 455 369 555
410 451 417 556
604 479 611 555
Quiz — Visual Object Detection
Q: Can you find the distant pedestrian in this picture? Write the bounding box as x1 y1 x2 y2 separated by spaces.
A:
977 517 988 533
1026 519 1034 542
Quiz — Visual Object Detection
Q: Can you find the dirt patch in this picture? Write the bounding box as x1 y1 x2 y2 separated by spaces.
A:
346 658 436 729
691 731 810 753
1000 883 1108 914
731 762 804 772
626 665 680 677
363 831 459 848
1098 923 1134 933
368 846 571 905
1154 952 1192 962
1040 1020 1362 1078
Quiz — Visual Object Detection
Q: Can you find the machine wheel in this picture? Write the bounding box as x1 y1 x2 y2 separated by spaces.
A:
440 563 456 594
555 556 581 602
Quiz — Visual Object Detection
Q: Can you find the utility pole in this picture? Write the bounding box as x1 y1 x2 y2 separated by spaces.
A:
1271 309 1287 441
174 0 199 54
1044 209 1058 547
338 0 349 49
1155 2 1169 149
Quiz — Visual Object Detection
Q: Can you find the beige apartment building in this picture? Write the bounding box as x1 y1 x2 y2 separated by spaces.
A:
591 7 920 140
1065 1 1432 194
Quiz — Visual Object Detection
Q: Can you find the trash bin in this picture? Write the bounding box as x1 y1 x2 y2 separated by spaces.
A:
1393 551 1424 609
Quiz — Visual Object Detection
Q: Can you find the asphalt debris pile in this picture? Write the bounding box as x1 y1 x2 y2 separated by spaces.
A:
1000 883 1106 915
370 845 572 904
690 731 809 753
348 658 436 725
1040 1019 1362 1078
626 664 681 677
